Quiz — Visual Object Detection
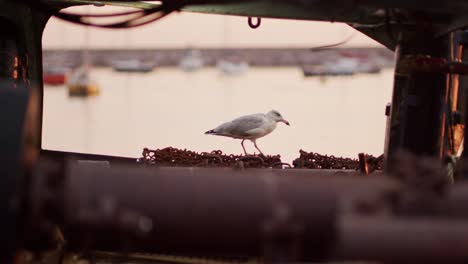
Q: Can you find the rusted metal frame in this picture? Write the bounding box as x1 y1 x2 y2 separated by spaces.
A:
390 34 467 160
396 56 468 75
385 32 452 173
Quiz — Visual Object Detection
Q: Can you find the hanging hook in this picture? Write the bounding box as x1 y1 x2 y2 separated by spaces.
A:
248 17 261 29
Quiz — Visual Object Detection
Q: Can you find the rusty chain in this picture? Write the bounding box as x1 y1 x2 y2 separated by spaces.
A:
138 147 382 170
292 149 383 170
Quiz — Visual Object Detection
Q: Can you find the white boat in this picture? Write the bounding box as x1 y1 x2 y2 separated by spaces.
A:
217 57 249 75
302 58 360 77
355 61 382 74
112 59 156 73
323 58 359 75
179 49 204 72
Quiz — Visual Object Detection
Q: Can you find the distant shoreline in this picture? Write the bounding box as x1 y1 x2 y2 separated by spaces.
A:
43 47 394 68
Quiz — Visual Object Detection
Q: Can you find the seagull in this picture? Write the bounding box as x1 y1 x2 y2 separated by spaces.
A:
205 110 290 155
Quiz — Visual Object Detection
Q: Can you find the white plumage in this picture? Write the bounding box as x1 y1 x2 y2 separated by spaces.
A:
205 110 290 155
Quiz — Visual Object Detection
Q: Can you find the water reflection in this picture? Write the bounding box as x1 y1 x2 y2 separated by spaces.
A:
42 67 394 163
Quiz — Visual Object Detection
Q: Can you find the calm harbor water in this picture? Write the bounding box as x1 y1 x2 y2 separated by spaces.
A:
42 67 394 163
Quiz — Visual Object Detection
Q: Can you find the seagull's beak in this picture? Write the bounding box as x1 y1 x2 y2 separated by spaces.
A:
281 119 290 126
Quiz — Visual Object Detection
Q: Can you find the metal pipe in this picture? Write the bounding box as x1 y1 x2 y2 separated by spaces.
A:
436 182 468 217
30 164 468 262
53 166 396 261
335 216 468 263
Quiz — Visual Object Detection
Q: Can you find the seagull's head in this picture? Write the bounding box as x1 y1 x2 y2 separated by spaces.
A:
267 110 290 126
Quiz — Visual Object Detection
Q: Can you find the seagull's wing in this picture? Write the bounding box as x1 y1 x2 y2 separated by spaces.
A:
215 113 267 137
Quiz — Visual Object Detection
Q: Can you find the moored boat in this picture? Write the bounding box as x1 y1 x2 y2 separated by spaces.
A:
43 66 70 85
67 67 100 97
112 59 156 73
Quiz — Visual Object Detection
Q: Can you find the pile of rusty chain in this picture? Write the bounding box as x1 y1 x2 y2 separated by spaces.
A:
138 147 283 168
138 147 383 170
292 149 383 170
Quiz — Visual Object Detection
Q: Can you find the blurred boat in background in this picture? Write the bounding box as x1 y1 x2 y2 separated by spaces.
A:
112 59 156 73
66 10 100 98
302 57 382 77
179 49 204 72
43 66 70 85
217 55 249 75
67 67 100 97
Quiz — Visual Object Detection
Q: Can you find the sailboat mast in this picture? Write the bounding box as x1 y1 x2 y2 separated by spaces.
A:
82 5 91 71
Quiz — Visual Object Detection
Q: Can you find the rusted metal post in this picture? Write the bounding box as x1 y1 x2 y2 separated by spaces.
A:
449 31 464 159
459 31 468 178
358 153 369 175
385 32 452 173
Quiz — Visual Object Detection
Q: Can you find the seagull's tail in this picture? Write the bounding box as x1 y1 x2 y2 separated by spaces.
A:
205 129 217 135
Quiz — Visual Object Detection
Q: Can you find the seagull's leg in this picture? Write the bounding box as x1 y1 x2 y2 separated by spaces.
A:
252 140 264 156
241 139 248 155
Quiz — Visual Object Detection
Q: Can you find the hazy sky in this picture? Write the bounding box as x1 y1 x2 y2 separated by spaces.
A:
42 6 383 49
